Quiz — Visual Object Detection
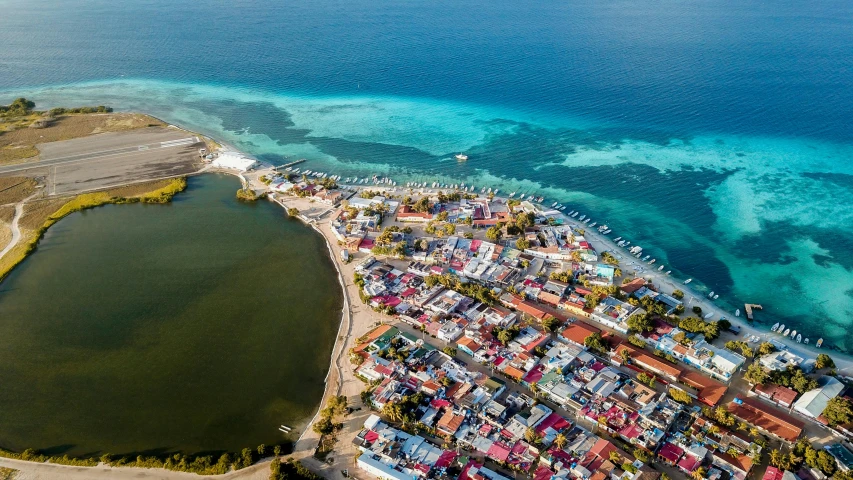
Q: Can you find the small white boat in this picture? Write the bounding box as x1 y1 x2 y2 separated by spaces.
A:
649 259 656 265
509 192 515 198
614 237 622 242
658 265 664 271
796 334 802 343
708 291 715 298
704 312 713 319
572 212 579 218
771 322 779 332
603 229 611 234
579 215 586 220
735 309 741 317
816 338 823 348
790 330 797 339
590 222 597 227
684 279 692 284
455 154 468 161
560 206 566 211
665 270 671 275
804 338 810 345
782 328 790 337
552 202 558 207
713 294 719 300
494 189 500 195
519 194 525 199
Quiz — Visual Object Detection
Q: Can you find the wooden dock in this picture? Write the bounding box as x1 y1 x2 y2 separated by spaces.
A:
744 304 763 320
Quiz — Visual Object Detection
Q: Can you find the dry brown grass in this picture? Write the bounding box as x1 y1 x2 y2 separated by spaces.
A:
0 176 38 205
0 113 165 164
18 198 69 231
0 206 13 251
0 206 14 224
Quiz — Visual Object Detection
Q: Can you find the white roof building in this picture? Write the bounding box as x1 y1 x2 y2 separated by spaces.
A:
793 376 845 418
211 152 258 171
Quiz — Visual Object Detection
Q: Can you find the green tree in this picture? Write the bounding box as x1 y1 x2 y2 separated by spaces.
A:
627 313 654 333
672 290 684 300
757 342 776 356
822 397 853 426
743 363 769 385
668 387 693 405
486 226 503 242
515 238 531 250
584 332 609 354
815 353 835 370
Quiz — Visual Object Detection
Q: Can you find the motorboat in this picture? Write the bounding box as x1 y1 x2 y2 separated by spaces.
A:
735 309 740 317
713 295 719 300
579 215 586 220
572 212 579 217
804 338 810 345
455 154 468 161
816 338 824 348
560 206 566 211
708 291 715 298
782 328 791 336
649 259 656 265
552 202 559 207
771 322 779 332
658 265 664 271
614 237 622 242
603 229 611 234
704 312 713 319
790 330 797 339
665 270 671 275
684 279 692 284
796 334 802 343
509 192 515 197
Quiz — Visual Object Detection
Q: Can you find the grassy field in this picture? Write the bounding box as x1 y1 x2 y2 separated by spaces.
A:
0 113 166 164
0 177 188 282
0 177 38 205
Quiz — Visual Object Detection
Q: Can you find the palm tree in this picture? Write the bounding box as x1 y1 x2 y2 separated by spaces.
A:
691 467 707 480
554 433 567 450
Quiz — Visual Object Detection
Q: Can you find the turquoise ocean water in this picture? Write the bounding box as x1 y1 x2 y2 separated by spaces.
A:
1 0 852 351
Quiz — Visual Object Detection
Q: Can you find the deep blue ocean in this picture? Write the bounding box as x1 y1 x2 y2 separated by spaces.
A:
1 0 852 351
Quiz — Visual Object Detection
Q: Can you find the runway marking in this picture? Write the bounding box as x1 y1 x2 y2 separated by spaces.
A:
0 138 200 175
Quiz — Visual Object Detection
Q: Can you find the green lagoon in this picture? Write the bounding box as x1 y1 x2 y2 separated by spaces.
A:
0 174 343 457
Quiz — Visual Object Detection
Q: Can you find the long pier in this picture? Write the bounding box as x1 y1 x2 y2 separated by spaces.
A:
273 159 306 171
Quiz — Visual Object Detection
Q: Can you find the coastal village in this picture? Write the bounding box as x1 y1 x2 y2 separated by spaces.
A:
228 158 853 480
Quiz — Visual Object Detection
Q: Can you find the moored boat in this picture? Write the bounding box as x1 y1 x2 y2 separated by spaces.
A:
735 309 740 317
790 330 797 339
816 338 823 348
782 328 790 336
684 278 692 284
771 322 779 332
796 334 802 343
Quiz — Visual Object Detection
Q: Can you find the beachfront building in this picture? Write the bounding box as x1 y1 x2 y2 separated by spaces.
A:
211 151 258 171
682 340 746 382
793 376 845 419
